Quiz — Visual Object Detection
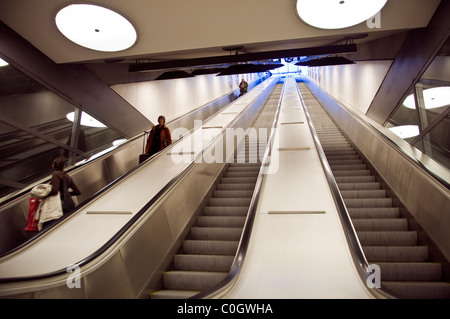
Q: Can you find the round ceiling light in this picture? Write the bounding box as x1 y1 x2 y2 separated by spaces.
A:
295 0 388 29
389 125 420 139
55 4 137 52
66 111 106 128
403 87 450 110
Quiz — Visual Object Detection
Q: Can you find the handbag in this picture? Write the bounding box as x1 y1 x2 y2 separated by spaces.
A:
61 177 75 212
139 130 150 164
25 197 41 232
38 192 63 231
30 183 52 199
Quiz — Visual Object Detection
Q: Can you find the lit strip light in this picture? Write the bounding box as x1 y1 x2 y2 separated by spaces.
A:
66 111 106 128
389 125 419 139
0 58 8 67
403 87 450 110
55 4 137 52
295 0 387 29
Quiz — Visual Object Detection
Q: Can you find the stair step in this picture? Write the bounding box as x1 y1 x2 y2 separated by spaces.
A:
363 246 429 262
163 271 227 291
328 159 363 165
174 254 234 272
217 183 256 190
183 240 239 255
213 190 254 198
326 154 360 161
328 164 367 171
333 169 372 177
338 182 381 191
220 177 258 184
382 281 450 299
151 290 200 299
352 218 408 231
335 176 376 183
341 189 386 199
190 227 243 241
344 198 393 208
197 216 246 228
203 206 249 216
357 231 418 246
228 163 261 168
348 207 400 219
377 262 443 281
208 198 252 207
224 171 259 178
227 166 261 172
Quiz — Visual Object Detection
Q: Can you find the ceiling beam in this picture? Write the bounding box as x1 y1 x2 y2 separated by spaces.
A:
366 0 450 125
129 44 357 72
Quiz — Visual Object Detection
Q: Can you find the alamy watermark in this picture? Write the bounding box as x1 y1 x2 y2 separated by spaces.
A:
66 264 81 289
170 120 280 174
366 264 381 289
367 12 382 29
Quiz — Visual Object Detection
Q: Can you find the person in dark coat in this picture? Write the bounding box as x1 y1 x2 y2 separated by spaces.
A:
145 115 172 156
239 78 248 96
48 157 81 213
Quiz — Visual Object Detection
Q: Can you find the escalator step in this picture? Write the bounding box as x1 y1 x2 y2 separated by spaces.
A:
348 207 400 218
213 190 254 198
203 206 249 216
208 197 252 207
352 218 408 231
150 289 200 299
197 216 246 228
163 270 227 291
357 231 418 246
381 281 450 299
344 198 393 208
183 240 239 255
377 262 443 281
174 254 234 272
363 246 429 262
190 227 243 241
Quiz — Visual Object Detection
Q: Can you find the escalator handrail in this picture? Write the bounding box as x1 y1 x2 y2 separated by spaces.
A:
0 77 278 284
192 78 287 299
294 80 395 299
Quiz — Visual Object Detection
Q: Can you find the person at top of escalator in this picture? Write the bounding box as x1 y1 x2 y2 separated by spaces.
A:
239 78 248 96
145 115 172 157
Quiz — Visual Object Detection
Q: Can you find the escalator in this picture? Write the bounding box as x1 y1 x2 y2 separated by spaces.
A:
150 84 282 299
0 83 252 257
298 82 450 299
0 76 280 299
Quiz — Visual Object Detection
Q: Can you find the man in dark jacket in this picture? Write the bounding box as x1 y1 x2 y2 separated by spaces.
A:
145 115 172 156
